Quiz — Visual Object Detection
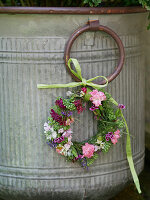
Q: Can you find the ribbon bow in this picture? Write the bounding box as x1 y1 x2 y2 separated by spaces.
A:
37 58 108 89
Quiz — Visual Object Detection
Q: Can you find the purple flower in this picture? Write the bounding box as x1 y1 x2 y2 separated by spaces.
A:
89 104 99 111
118 104 125 109
75 154 83 161
50 109 66 126
73 100 84 114
61 111 73 117
67 111 73 117
105 134 110 141
109 132 114 139
61 111 66 116
105 132 113 141
54 136 64 144
47 141 57 149
81 158 88 170
55 98 66 109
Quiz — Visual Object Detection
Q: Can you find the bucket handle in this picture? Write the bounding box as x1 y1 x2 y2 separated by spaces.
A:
64 20 125 85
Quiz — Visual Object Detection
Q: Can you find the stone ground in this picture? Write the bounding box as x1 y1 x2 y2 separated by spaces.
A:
110 150 150 200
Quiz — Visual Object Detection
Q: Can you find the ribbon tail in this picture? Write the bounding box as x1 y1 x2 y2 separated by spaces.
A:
121 112 142 194
126 132 142 193
37 82 81 89
110 97 141 194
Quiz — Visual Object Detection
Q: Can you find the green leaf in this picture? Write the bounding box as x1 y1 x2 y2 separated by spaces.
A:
71 146 78 157
86 153 99 166
84 87 92 101
109 97 118 106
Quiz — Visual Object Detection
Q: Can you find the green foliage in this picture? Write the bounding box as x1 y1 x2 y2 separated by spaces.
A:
63 99 76 111
102 142 111 152
44 86 128 169
86 153 99 166
48 117 69 131
73 142 82 153
83 0 102 7
139 0 150 9
71 146 78 157
60 137 68 145
116 119 125 129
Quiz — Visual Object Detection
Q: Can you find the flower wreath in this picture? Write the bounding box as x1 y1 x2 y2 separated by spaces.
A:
38 58 141 193
44 87 125 168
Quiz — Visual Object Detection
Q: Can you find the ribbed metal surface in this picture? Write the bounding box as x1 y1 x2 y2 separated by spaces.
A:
0 13 147 200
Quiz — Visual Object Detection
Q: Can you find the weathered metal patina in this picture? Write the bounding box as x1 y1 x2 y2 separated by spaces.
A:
0 7 147 200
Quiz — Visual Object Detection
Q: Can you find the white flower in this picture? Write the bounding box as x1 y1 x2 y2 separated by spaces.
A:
59 146 68 156
66 91 73 97
50 127 54 132
96 139 101 145
68 136 72 142
67 150 72 156
64 143 71 151
63 150 68 156
80 91 85 97
99 142 105 149
51 131 57 139
58 128 64 133
44 122 51 132
46 134 52 140
94 145 101 152
96 139 105 149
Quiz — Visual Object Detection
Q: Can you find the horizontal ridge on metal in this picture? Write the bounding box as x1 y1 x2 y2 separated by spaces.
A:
0 6 147 14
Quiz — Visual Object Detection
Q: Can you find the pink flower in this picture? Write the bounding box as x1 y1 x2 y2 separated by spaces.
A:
118 104 125 109
81 87 87 94
89 90 106 107
111 138 118 144
82 143 95 158
64 141 72 151
114 130 120 136
62 129 72 138
56 146 64 155
89 104 99 111
66 117 74 126
111 130 120 144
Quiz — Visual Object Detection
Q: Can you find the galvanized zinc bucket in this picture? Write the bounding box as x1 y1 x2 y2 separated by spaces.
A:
0 7 147 200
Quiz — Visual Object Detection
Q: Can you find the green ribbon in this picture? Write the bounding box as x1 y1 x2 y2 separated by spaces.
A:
37 58 108 89
37 58 141 194
109 98 141 194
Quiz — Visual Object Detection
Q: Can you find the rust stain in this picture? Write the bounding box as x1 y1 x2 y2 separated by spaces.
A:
107 9 111 14
0 6 147 14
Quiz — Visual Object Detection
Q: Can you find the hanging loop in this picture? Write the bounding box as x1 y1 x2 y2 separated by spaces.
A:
64 20 125 85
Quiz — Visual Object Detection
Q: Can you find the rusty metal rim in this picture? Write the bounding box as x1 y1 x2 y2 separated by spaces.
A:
0 6 147 14
64 20 125 85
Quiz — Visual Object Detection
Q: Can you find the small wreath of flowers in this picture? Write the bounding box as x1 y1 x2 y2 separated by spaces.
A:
44 87 125 169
